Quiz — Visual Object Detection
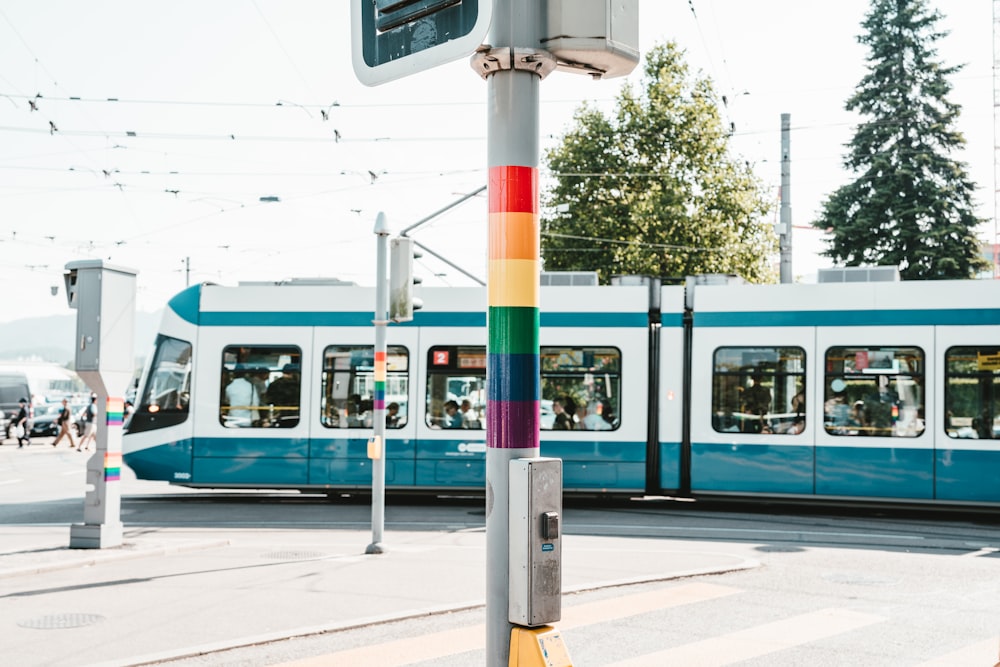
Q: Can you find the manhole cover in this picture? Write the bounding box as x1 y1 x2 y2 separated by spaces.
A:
261 550 326 560
755 545 805 553
18 613 105 629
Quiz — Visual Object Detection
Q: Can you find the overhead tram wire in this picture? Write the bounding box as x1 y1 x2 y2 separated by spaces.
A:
251 0 316 102
0 91 621 113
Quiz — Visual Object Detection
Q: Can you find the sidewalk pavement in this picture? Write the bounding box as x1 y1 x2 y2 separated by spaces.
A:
1 523 759 667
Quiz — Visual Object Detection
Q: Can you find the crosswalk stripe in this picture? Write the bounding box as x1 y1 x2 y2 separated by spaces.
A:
915 637 1000 666
604 607 885 667
273 582 741 667
560 582 740 629
273 624 482 667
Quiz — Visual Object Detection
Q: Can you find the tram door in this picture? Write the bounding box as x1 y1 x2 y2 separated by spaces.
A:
655 285 686 493
935 331 1000 503
308 326 421 487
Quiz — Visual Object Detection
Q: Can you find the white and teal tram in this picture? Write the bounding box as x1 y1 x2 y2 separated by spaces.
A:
123 277 1000 507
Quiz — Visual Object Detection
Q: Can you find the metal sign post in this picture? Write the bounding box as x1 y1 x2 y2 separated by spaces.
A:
367 213 391 555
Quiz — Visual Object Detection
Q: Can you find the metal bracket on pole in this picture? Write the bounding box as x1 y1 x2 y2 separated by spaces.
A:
471 46 558 80
398 185 488 286
412 239 485 286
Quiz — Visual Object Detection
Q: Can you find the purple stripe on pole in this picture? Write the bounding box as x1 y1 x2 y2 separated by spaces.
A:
485 400 539 449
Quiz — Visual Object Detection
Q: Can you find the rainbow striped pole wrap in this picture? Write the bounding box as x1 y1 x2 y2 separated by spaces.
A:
487 165 540 449
104 396 125 481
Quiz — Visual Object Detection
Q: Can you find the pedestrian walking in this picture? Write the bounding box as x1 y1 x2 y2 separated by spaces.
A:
77 394 98 452
51 398 77 448
14 397 30 448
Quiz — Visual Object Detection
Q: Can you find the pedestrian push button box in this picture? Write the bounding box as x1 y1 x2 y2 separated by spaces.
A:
509 457 563 627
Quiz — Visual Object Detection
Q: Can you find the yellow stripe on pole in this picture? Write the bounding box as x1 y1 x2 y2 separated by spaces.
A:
488 258 539 308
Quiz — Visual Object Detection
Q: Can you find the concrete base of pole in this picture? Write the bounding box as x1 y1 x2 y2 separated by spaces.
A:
69 522 123 549
365 542 386 555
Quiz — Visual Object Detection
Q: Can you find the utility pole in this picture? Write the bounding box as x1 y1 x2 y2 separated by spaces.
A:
780 113 792 283
994 0 1000 277
367 212 390 555
479 3 546 661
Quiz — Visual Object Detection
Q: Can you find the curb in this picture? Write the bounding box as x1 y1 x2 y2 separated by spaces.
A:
0 539 231 579
90 556 761 667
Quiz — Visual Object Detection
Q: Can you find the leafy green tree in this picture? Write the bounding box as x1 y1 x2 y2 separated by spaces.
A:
813 0 988 279
541 42 776 283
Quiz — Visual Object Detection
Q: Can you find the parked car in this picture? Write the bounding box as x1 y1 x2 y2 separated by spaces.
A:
29 404 63 438
28 402 87 440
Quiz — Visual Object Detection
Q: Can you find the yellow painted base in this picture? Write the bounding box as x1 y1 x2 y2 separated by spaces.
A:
509 625 573 667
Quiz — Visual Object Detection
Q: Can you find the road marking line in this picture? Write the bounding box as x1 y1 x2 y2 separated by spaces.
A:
915 637 1000 666
272 582 741 667
560 582 740 629
960 547 999 558
604 607 885 667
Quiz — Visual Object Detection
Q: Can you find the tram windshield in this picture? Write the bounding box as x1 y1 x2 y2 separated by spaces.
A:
127 335 192 434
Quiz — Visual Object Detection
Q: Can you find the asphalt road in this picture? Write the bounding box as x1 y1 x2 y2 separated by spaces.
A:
3 438 1000 666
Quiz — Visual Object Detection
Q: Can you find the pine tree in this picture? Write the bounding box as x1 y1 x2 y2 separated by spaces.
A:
814 0 988 279
541 42 776 284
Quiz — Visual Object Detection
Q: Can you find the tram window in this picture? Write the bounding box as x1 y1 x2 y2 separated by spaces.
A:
426 347 485 429
944 346 999 440
127 335 192 434
321 345 409 429
823 346 924 438
712 347 806 435
541 347 621 431
219 346 301 428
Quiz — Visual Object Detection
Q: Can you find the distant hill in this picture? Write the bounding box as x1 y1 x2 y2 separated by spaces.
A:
0 311 163 366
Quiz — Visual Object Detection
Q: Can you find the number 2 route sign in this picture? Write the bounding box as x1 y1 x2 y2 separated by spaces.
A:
351 0 493 86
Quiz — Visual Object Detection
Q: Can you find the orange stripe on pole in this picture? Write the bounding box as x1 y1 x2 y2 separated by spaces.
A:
488 212 539 261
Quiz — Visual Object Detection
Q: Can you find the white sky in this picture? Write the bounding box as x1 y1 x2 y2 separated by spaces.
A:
0 1 994 323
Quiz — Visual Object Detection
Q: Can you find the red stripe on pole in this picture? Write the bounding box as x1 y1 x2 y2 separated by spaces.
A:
488 165 537 214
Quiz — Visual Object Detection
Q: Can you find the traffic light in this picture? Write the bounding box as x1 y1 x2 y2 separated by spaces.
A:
389 237 423 322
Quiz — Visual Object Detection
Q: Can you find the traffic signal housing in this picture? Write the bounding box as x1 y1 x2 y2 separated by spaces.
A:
389 237 423 322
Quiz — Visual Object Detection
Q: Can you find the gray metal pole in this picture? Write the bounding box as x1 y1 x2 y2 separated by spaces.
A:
484 1 543 663
367 211 390 555
780 113 792 283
